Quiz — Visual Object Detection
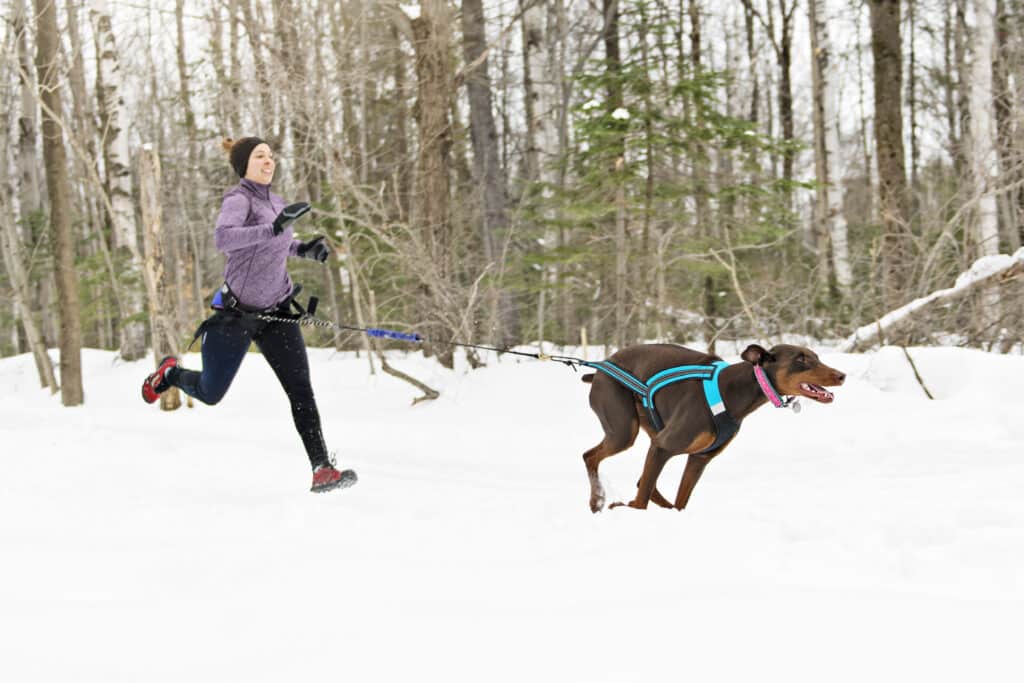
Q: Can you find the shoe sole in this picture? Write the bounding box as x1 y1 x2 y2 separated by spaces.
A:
311 470 358 493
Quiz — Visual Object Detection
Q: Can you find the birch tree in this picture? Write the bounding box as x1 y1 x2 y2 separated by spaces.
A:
522 0 560 186
13 0 42 213
91 0 147 360
11 0 53 381
0 197 58 393
968 0 1002 328
138 145 181 411
808 0 853 297
969 0 1002 259
522 0 563 349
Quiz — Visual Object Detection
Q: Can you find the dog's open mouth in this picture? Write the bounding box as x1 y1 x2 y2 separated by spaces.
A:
798 382 834 403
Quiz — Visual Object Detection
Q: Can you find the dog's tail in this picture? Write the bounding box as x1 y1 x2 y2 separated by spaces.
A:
581 373 595 384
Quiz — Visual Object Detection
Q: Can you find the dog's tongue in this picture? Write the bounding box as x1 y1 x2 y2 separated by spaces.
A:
799 382 834 403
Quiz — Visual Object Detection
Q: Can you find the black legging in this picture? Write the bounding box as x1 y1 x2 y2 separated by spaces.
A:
172 310 329 469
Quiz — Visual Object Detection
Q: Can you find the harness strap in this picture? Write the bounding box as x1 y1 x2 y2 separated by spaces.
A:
698 361 739 453
582 359 738 452
583 360 649 396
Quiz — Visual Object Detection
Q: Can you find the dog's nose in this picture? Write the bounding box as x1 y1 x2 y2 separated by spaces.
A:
833 372 846 385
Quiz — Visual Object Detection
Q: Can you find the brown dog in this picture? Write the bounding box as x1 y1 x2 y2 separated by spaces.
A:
581 343 845 512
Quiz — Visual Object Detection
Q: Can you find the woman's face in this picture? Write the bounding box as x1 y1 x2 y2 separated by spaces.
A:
244 143 275 184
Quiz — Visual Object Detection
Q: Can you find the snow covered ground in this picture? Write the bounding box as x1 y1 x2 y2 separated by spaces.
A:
2 343 1022 682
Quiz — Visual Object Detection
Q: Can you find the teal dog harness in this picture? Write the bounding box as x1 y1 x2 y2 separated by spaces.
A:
583 359 740 454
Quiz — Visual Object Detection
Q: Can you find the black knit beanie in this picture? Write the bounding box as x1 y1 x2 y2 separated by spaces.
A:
228 137 266 178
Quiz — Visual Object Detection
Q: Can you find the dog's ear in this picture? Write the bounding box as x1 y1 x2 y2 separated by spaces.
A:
741 344 775 366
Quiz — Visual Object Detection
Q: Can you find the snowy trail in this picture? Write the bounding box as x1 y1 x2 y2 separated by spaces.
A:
2 346 1022 681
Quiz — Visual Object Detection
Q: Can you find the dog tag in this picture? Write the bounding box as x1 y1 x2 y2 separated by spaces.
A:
790 400 802 414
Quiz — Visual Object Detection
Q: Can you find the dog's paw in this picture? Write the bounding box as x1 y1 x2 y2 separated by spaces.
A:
589 495 606 513
609 500 647 511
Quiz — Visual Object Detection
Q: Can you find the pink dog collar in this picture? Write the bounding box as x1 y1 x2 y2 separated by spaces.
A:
753 365 785 408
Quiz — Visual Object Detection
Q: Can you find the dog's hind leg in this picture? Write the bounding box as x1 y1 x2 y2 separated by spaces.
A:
583 426 638 513
583 386 640 513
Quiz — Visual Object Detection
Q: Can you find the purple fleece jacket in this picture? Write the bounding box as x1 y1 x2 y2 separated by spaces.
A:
214 178 302 309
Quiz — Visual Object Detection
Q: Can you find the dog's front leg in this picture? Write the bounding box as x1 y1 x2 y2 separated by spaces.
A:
674 453 713 510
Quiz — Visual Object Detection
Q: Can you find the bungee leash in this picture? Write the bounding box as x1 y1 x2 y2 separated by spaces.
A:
199 281 583 367
251 308 588 370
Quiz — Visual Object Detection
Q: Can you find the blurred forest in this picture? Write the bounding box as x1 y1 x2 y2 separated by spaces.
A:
1 0 1022 405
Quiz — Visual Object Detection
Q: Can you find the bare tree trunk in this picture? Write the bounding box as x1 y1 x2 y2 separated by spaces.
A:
391 23 412 215
776 1 796 208
35 0 84 405
522 0 560 186
138 145 181 411
411 2 454 275
969 0 1003 332
743 1 760 124
13 0 42 213
14 0 57 352
209 0 228 126
809 0 853 297
614 158 628 350
688 0 717 349
11 0 51 384
870 0 910 310
228 0 242 133
638 4 658 339
239 0 275 136
274 0 320 200
745 0 797 212
92 0 147 360
969 0 1002 259
603 0 627 349
410 0 456 367
943 0 961 173
0 199 57 393
463 0 515 347
993 0 1021 250
856 6 874 217
175 0 208 327
954 0 971 178
809 0 830 270
357 2 370 187
521 0 559 348
908 0 921 196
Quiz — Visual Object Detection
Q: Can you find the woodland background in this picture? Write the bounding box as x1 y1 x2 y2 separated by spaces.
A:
1 0 1022 406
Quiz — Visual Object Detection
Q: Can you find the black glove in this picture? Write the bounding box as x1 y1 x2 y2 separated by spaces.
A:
297 235 330 263
272 202 311 235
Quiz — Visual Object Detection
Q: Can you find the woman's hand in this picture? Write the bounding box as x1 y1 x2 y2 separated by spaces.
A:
273 202 311 235
297 236 330 263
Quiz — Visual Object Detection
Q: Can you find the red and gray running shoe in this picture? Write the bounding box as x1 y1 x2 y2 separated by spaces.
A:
141 356 178 404
311 464 358 493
